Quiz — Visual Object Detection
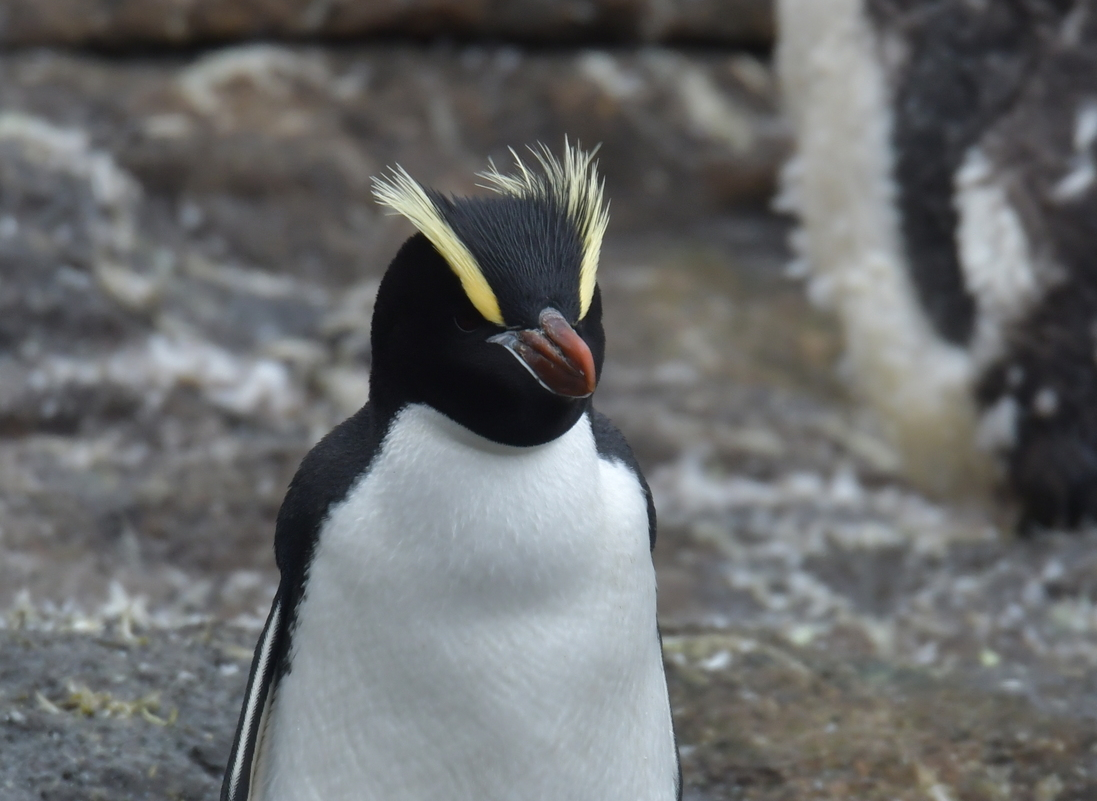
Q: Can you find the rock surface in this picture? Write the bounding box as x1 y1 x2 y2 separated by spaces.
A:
0 0 773 48
3 621 1094 800
0 44 782 263
0 626 249 801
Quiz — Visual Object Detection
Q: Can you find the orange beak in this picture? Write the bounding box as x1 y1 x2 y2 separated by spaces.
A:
488 308 597 398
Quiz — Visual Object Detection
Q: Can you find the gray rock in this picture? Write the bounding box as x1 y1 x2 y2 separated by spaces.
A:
0 0 773 48
2 622 1094 801
0 625 251 801
0 45 783 277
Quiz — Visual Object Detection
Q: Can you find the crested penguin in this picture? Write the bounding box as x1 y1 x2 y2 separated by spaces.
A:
221 143 681 801
777 0 1097 529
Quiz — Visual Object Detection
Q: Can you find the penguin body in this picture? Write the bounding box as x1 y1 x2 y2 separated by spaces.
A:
777 0 1097 528
222 145 680 800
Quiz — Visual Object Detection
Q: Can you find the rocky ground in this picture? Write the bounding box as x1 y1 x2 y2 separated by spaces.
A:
1 16 1096 801
5 217 1096 800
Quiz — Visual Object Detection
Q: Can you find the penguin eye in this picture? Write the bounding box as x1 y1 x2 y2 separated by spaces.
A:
453 307 483 333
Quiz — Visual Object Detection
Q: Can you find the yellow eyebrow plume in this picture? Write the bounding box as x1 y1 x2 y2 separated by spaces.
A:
371 166 504 326
372 142 609 324
477 140 609 320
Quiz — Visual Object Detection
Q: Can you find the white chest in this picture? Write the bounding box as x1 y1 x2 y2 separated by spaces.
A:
254 405 677 801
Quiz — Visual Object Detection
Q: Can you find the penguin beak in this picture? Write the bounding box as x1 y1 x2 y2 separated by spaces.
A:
488 308 597 398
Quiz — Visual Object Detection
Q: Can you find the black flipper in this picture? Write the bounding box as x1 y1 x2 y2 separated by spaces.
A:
590 408 657 550
221 590 286 801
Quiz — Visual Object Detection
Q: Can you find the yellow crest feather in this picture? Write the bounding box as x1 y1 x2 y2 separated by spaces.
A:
371 166 504 326
477 140 609 320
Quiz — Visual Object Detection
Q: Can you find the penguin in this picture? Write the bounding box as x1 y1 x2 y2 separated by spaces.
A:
777 0 1097 529
220 143 681 801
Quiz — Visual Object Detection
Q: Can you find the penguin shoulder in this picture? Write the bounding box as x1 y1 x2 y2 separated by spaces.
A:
274 404 387 609
589 408 657 550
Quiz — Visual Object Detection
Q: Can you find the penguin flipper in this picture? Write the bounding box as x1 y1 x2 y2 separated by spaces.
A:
221 590 286 801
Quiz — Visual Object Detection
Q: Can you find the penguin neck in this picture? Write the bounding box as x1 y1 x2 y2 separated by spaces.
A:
367 368 592 449
407 401 590 455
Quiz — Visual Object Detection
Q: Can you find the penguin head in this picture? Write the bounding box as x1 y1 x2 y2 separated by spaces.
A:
368 144 609 447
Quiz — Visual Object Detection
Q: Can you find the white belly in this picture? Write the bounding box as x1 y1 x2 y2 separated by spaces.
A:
253 405 677 801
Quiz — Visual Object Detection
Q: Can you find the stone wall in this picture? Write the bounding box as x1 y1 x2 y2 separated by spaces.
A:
0 0 773 47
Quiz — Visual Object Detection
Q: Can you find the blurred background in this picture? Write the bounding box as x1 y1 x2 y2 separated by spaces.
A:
1 1 1095 799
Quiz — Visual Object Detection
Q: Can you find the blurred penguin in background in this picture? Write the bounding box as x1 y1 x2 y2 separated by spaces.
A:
777 0 1097 529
